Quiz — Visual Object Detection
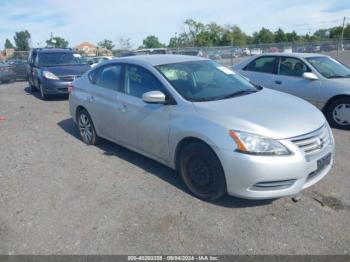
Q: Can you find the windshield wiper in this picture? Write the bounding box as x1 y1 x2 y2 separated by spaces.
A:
193 89 258 102
220 89 258 99
328 74 350 78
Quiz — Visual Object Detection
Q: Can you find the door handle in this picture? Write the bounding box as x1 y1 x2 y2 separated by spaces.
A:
275 80 282 85
120 104 128 113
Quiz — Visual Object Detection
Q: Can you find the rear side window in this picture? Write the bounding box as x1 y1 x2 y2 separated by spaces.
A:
91 64 122 91
123 65 164 98
278 57 311 77
244 56 277 74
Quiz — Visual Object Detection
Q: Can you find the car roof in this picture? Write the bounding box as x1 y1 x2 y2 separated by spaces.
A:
256 52 328 58
33 48 73 53
111 54 208 66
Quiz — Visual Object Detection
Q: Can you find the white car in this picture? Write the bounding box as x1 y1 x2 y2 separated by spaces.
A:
232 53 350 130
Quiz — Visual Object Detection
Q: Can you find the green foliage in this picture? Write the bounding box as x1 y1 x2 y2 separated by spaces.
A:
13 30 31 51
252 27 274 44
46 36 69 48
274 28 287 43
142 35 165 48
98 39 115 50
4 38 14 49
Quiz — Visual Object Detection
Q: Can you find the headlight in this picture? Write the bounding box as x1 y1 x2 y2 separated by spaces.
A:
43 70 59 80
229 130 291 156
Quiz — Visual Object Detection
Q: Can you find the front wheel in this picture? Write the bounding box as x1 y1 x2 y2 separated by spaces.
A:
326 97 350 130
39 82 48 100
179 142 226 201
29 77 36 92
77 109 100 145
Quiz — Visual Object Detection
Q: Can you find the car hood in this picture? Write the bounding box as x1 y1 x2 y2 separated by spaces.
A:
193 88 326 139
44 64 90 77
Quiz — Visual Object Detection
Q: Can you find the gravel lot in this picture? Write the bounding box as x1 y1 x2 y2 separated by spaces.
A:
0 82 349 255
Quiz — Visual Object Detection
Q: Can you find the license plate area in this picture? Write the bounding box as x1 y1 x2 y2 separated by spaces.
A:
317 153 332 171
308 153 332 181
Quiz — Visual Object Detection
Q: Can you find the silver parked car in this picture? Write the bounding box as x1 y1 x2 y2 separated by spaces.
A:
232 53 350 129
69 55 334 200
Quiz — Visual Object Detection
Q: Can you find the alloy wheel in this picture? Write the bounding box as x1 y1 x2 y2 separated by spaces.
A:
78 113 93 143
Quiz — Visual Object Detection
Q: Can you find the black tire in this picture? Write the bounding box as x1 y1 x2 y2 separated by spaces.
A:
326 97 350 130
179 142 226 201
77 109 100 145
38 82 48 100
29 77 36 92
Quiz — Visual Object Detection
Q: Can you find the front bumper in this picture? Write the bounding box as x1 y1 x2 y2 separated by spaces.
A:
41 78 71 95
217 138 335 200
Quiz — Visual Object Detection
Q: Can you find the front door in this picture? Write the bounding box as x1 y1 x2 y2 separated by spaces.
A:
116 64 171 161
272 56 320 106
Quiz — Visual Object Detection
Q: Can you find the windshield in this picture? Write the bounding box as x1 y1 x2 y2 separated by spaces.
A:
306 56 350 78
38 52 83 66
157 60 258 102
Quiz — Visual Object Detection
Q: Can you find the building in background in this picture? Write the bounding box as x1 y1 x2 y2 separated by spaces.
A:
0 48 15 61
74 42 112 56
74 42 97 56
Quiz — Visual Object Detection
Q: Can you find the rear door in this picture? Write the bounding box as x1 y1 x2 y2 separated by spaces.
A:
85 63 123 141
272 56 320 105
240 56 278 88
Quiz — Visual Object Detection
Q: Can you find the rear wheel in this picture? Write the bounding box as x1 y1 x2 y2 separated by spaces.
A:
326 97 350 130
179 142 226 201
77 109 100 145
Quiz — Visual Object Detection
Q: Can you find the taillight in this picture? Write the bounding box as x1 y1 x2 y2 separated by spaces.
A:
68 83 74 94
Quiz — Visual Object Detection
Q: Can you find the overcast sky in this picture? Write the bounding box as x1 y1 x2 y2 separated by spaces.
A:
0 0 349 48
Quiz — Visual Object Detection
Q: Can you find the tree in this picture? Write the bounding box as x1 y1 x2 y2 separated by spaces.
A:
285 30 299 42
142 35 164 48
274 28 287 42
4 38 14 49
13 30 31 50
220 25 247 46
46 36 69 48
252 27 275 44
98 39 115 50
115 37 131 50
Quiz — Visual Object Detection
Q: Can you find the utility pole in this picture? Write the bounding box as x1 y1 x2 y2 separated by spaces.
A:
340 17 346 50
338 17 346 58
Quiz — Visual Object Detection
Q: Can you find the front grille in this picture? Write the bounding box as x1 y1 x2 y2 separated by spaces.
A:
290 124 330 156
59 75 80 82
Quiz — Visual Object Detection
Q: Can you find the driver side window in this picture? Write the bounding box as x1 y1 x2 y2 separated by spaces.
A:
123 65 164 98
278 57 311 77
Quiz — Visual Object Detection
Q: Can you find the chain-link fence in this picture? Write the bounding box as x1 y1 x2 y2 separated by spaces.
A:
168 39 350 66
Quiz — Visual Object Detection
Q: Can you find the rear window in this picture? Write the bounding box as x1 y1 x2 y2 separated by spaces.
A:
244 56 277 74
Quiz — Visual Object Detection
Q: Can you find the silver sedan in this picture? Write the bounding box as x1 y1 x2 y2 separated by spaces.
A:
69 55 334 200
232 53 350 130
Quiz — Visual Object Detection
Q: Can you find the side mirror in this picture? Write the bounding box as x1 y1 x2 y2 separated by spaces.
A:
142 91 166 104
87 60 94 66
303 72 319 80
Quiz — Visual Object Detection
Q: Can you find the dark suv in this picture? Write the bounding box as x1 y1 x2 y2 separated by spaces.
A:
27 48 90 99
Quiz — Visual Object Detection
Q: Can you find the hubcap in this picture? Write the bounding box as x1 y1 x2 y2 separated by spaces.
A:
333 104 350 126
79 114 93 142
187 157 213 189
